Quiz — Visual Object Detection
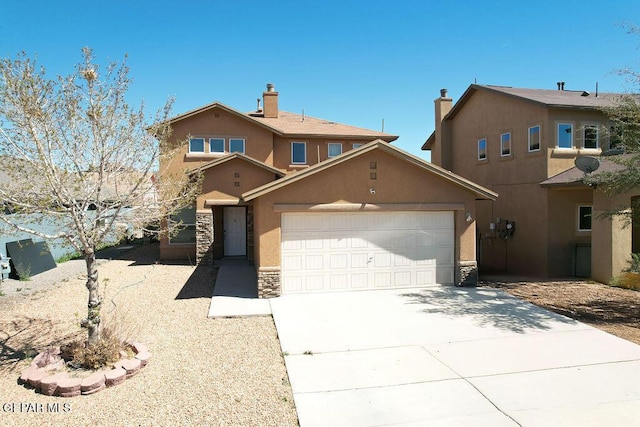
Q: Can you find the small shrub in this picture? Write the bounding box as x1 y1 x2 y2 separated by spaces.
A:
56 251 81 263
62 327 124 370
610 272 640 291
625 253 640 273
14 262 31 281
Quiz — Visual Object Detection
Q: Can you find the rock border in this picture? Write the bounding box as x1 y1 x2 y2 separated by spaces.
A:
19 341 150 397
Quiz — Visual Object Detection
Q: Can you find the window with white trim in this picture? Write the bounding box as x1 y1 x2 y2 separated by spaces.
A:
529 125 541 151
169 205 196 244
209 138 224 153
583 125 599 149
189 137 205 153
229 138 245 153
578 205 592 231
557 123 573 149
328 143 342 158
352 143 363 149
478 138 487 160
501 132 511 156
291 141 306 164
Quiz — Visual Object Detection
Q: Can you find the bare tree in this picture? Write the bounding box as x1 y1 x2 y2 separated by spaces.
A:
0 48 199 344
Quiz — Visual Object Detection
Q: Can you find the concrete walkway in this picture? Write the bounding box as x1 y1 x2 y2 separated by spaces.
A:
270 286 640 427
207 259 271 317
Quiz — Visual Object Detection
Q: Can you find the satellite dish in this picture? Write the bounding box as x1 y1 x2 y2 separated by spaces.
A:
575 156 600 174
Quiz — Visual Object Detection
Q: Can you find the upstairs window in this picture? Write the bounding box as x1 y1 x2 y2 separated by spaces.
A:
352 143 363 150
189 137 205 153
583 125 599 149
229 138 245 153
528 125 541 151
478 138 487 160
291 142 306 164
557 123 573 149
209 138 225 153
328 143 343 158
578 205 592 231
501 132 511 156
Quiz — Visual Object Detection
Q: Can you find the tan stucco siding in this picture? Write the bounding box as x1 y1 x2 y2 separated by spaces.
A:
592 190 638 283
446 90 549 187
197 158 278 209
546 188 593 276
161 108 275 177
476 183 549 274
253 150 478 269
272 136 378 172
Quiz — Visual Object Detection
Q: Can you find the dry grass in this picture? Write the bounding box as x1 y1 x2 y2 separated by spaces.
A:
482 277 640 345
0 244 297 426
610 272 640 291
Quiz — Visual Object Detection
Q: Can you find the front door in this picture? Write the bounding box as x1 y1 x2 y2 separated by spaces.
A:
223 207 246 256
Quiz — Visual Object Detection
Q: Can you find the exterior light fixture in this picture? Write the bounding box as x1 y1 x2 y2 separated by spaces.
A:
465 212 473 222
369 187 376 195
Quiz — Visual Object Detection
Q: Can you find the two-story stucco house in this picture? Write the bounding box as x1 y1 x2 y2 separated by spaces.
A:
423 84 639 283
160 84 496 297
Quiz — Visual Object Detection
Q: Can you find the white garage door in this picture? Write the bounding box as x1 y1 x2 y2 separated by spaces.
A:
281 211 454 294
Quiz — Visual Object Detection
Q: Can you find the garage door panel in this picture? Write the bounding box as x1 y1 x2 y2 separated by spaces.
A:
351 253 369 268
305 275 324 291
417 269 436 285
305 255 324 270
281 211 455 294
330 275 348 290
351 273 368 289
330 254 348 269
374 272 391 287
394 255 411 267
436 267 454 285
282 254 302 271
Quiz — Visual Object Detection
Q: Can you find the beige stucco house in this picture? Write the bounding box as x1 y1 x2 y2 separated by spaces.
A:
423 84 639 283
160 84 496 297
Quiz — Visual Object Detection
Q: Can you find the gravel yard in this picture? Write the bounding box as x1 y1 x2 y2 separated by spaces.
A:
0 244 298 427
481 276 640 345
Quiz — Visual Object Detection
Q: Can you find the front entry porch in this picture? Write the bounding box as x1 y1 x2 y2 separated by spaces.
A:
195 204 254 265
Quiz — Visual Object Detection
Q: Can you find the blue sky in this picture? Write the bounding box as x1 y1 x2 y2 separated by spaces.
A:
1 0 639 160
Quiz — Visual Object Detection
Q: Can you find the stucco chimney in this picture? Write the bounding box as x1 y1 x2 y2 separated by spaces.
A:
263 83 278 118
433 88 453 168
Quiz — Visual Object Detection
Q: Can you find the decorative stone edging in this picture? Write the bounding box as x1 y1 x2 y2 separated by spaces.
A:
19 341 151 397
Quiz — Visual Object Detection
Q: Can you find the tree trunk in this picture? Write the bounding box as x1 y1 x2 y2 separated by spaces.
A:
83 248 101 344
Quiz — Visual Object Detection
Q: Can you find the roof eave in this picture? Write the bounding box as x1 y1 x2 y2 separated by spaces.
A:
168 102 284 136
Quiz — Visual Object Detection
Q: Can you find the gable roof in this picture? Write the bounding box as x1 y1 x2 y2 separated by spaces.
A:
242 139 497 201
422 83 628 150
446 84 622 122
168 101 398 142
422 131 435 150
187 152 285 177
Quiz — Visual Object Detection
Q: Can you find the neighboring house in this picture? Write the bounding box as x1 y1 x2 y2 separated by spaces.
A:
160 84 496 297
422 84 640 283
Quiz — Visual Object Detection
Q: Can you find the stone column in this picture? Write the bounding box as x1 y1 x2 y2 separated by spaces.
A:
257 267 281 298
195 210 214 265
457 260 478 287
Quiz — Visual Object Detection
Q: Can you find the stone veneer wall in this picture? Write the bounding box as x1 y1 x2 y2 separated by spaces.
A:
195 211 214 265
257 268 281 298
457 260 478 287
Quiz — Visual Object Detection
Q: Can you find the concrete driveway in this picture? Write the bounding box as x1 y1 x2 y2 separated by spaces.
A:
270 286 640 426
